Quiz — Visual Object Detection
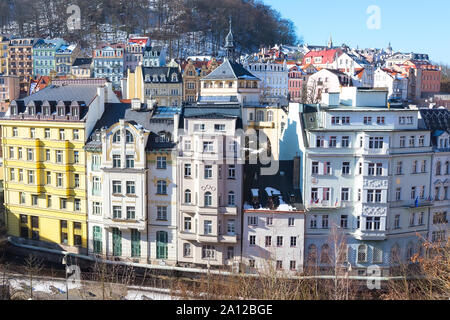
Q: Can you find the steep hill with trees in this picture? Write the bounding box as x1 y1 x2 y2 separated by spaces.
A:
0 0 299 58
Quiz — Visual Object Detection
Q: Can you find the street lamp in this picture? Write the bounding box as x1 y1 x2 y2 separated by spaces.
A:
62 254 69 300
344 261 352 300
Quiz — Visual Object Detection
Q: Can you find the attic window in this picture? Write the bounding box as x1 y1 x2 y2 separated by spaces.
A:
171 73 178 82
160 74 166 82
153 75 158 82
58 106 65 116
145 75 150 81
71 107 79 117
43 106 50 116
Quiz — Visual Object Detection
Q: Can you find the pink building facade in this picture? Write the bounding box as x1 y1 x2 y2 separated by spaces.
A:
0 75 20 112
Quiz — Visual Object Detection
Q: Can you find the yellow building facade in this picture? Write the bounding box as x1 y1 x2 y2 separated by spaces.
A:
2 122 88 252
1 78 117 254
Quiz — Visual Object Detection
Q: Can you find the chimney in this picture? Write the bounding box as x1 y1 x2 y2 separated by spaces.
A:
131 98 141 111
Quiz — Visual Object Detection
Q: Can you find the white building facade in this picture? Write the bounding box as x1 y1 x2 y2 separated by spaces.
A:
301 88 433 274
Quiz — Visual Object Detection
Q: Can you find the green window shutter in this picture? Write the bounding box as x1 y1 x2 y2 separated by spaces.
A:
156 231 168 259
131 229 141 258
112 228 122 256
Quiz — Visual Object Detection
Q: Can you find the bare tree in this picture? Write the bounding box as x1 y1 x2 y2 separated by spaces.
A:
24 254 44 300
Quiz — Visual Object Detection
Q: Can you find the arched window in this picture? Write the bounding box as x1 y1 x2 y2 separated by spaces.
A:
436 161 441 176
204 192 212 207
256 110 265 122
307 244 317 264
156 131 171 143
171 73 178 82
390 244 401 264
184 189 191 204
113 131 121 143
357 244 367 263
228 191 235 206
406 242 414 261
125 130 134 143
320 244 330 264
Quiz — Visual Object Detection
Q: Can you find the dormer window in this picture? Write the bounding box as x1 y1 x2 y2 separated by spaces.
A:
152 74 158 82
160 74 166 82
11 105 18 116
71 106 79 117
145 75 150 82
57 106 65 116
43 106 50 116
28 106 35 115
156 131 171 143
171 73 178 82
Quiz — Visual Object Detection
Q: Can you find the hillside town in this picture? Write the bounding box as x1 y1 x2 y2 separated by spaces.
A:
0 19 448 292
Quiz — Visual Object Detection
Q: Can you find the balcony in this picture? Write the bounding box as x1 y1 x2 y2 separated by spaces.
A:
219 234 238 244
104 218 146 231
353 230 387 241
247 121 275 129
179 232 197 241
219 206 238 215
389 199 433 208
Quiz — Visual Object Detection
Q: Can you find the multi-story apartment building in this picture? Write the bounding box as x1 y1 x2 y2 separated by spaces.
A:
374 67 409 101
1 78 118 254
177 101 243 268
71 58 93 79
124 36 150 73
181 58 219 103
284 87 433 274
86 99 180 264
242 161 304 274
0 36 9 75
243 60 289 101
288 66 308 103
55 44 80 76
142 46 166 67
86 100 152 262
8 37 39 93
32 38 67 77
307 69 352 103
125 65 183 107
93 43 125 90
146 105 180 265
0 75 20 112
420 109 450 243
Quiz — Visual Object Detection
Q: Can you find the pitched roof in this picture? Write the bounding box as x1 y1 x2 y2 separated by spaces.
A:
303 49 342 65
244 161 303 211
72 58 92 67
201 59 260 81
142 67 182 83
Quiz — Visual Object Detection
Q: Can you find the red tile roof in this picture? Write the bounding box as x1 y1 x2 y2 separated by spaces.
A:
303 49 342 65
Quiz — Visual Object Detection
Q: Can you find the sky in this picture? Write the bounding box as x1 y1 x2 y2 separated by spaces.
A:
264 0 450 65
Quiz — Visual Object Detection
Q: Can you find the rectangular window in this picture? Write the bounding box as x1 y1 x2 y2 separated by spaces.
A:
290 236 297 247
112 181 122 194
340 215 348 228
288 217 295 226
126 207 135 220
342 136 350 148
184 164 191 177
27 148 33 161
369 137 383 149
157 206 168 221
28 170 34 184
46 149 50 161
184 217 192 231
228 165 236 179
74 198 81 211
341 188 350 201
45 128 50 139
113 155 121 168
265 236 272 247
60 198 67 209
74 151 79 164
322 215 329 229
204 220 213 235
113 206 122 219
204 165 213 179
126 155 134 168
157 156 167 169
203 142 214 152
312 161 319 175
93 202 102 215
59 129 65 140
74 174 80 188
342 162 350 175
277 236 283 247
56 150 63 163
73 129 79 140
329 136 337 148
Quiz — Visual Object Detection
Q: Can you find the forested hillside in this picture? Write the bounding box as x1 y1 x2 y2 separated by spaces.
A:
0 0 299 58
